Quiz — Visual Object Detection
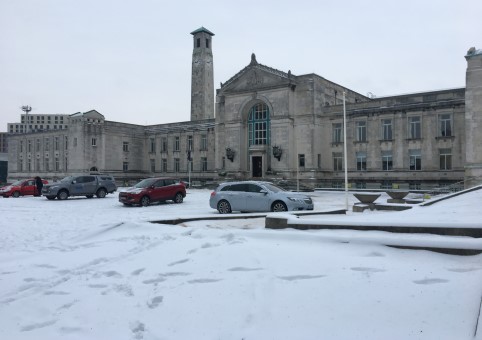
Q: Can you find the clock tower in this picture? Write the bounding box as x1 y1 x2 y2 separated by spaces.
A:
190 27 215 121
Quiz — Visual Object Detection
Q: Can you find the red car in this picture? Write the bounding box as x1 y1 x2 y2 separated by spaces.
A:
0 178 49 198
119 177 186 207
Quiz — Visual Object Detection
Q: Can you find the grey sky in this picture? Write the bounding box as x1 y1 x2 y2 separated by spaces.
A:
1 0 480 132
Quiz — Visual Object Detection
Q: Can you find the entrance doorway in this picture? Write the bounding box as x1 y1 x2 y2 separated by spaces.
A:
252 156 262 177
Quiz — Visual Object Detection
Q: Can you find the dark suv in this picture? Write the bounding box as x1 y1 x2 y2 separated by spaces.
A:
119 177 186 207
42 174 117 200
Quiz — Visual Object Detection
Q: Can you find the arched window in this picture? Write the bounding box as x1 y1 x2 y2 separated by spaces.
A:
90 166 98 172
248 103 270 146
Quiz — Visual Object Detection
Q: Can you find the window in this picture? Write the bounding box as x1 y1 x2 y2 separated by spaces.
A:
36 139 40 152
92 138 97 147
317 154 321 168
150 159 155 172
356 121 367 142
298 154 305 168
356 182 366 189
161 137 168 152
174 137 180 151
439 148 452 170
196 38 200 48
64 136 68 149
333 152 343 171
123 141 129 152
248 103 270 146
332 123 342 143
123 162 129 172
174 158 180 172
382 151 393 171
28 140 32 152
408 116 421 139
19 159 23 171
150 138 156 153
381 119 392 140
54 137 59 151
27 158 31 171
187 135 193 151
206 38 210 48
381 181 392 190
439 114 452 137
55 157 60 171
201 134 207 150
20 141 23 152
409 182 421 190
45 158 49 171
65 157 68 171
409 149 421 171
356 152 367 171
162 159 167 172
45 138 50 151
222 156 226 170
74 138 77 147
201 157 207 172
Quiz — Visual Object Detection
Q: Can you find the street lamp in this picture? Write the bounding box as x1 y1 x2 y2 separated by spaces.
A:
21 105 32 133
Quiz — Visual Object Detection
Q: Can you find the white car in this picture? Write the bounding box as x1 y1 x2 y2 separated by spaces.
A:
209 181 314 214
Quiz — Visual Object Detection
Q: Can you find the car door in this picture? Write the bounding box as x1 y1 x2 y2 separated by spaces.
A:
163 179 177 200
22 180 36 195
226 183 247 212
70 176 85 195
82 176 97 195
151 179 166 202
245 183 270 212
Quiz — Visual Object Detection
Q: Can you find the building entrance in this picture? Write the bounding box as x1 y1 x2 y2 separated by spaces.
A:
252 156 262 177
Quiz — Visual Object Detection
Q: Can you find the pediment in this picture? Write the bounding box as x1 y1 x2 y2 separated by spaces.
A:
220 64 296 94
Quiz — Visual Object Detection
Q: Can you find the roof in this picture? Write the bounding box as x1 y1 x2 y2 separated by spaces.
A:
190 27 215 36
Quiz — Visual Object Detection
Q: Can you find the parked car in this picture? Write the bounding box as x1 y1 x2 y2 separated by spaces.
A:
209 181 314 214
0 178 49 198
119 177 186 207
42 174 117 200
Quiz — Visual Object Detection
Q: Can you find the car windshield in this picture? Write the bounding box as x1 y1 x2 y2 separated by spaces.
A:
134 179 157 188
11 180 23 186
263 183 285 193
60 176 75 182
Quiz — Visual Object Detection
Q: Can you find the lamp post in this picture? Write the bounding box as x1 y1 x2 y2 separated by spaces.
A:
343 91 348 211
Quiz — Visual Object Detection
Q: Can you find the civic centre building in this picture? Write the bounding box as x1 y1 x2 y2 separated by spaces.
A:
6 27 482 189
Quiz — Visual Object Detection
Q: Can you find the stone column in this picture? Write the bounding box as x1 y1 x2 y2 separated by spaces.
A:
464 47 482 188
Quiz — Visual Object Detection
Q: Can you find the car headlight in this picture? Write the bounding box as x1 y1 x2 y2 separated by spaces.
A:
287 197 304 203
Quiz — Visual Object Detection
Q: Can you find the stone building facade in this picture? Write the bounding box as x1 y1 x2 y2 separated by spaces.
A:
6 27 482 189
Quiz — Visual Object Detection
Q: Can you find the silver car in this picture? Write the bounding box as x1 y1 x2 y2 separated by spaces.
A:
209 181 314 214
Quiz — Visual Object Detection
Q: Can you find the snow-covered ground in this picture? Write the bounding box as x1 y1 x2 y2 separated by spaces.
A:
1 188 481 340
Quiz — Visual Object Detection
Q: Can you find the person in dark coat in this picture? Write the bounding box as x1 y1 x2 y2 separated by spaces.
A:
35 176 43 196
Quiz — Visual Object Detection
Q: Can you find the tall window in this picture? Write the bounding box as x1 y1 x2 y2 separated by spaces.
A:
187 135 193 151
123 141 129 152
317 154 321 168
439 148 452 170
408 116 421 139
201 157 207 172
332 123 342 143
356 152 367 171
161 137 168 152
162 159 167 172
356 121 367 142
55 157 60 171
248 103 270 146
174 158 180 172
45 138 50 151
409 149 421 171
54 137 59 150
123 162 129 172
45 158 49 171
381 119 392 140
439 114 452 137
64 136 68 149
91 138 97 147
28 140 32 152
150 159 155 172
36 158 40 171
174 137 180 151
298 154 305 168
150 138 156 153
65 157 68 171
27 158 31 171
201 134 207 150
20 140 23 152
382 151 392 171
333 152 343 171
36 139 40 152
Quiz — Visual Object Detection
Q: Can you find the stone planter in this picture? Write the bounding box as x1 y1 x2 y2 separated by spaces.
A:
353 193 381 204
386 191 409 203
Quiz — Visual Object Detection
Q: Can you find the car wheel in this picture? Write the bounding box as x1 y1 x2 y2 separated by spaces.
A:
217 200 232 214
46 196 56 200
12 191 20 198
140 196 150 207
86 195 94 198
96 188 107 198
174 192 184 203
57 190 69 200
271 201 287 212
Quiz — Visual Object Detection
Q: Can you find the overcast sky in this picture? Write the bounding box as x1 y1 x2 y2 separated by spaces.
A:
1 0 481 132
